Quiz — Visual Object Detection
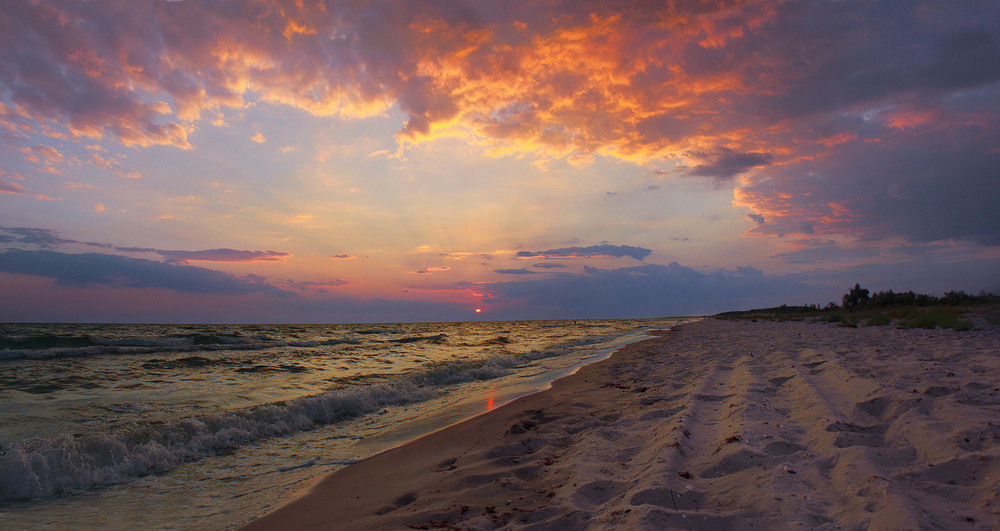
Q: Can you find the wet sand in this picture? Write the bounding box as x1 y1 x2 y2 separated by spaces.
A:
244 318 1000 529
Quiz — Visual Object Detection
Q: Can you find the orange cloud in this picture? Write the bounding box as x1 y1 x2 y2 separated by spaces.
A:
4 1 999 247
157 249 292 265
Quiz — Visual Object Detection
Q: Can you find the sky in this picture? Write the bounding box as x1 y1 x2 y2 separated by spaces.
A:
1 0 998 323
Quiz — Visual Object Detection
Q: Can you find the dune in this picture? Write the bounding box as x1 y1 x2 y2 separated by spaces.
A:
244 318 1000 529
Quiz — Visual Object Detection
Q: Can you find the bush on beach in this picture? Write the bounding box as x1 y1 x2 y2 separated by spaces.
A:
716 285 996 331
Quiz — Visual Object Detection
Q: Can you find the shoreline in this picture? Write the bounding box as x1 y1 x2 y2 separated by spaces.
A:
244 318 1000 529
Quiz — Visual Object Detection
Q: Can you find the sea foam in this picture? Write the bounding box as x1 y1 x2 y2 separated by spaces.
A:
0 351 541 501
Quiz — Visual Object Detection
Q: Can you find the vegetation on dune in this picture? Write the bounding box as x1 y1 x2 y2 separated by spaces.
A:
717 285 996 331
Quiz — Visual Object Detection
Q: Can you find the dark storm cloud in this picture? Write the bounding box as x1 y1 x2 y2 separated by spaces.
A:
737 125 1000 245
0 249 293 296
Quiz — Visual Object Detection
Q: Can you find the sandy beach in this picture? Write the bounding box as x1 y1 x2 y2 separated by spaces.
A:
244 318 1000 530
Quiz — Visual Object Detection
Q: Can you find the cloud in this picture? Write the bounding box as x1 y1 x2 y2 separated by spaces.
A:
2 1 999 248
494 268 538 275
768 242 882 265
1 179 26 194
480 262 816 319
0 227 296 265
0 226 75 247
156 248 292 265
686 148 773 180
0 249 292 296
330 254 357 260
734 123 1000 245
533 263 566 269
412 265 451 275
517 244 652 261
279 278 350 293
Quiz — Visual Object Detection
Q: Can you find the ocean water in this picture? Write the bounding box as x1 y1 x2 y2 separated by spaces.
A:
0 317 683 529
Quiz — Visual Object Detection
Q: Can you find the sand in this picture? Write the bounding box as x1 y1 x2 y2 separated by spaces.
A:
244 318 1000 530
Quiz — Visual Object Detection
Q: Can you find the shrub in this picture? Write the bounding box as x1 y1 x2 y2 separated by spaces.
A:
864 313 892 327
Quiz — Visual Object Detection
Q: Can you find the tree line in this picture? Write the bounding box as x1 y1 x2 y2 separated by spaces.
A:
717 285 997 317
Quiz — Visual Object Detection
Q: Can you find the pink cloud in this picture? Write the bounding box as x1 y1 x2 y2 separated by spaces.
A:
0 179 26 194
2 1 998 247
157 249 292 265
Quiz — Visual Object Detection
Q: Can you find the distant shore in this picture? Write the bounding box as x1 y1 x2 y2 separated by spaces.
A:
244 318 1000 529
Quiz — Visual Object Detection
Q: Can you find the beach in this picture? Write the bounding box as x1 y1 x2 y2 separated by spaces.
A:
245 317 1000 530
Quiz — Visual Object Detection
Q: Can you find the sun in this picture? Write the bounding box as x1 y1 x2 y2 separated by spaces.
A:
475 308 483 313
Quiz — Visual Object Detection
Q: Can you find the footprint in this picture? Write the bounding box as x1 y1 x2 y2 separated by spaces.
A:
630 487 705 510
826 421 885 448
764 441 806 456
769 376 793 387
437 457 458 471
486 437 550 459
855 397 891 418
572 480 624 508
700 449 767 478
639 407 683 422
825 421 884 434
509 419 538 434
520 510 592 531
694 393 734 402
643 510 737 528
640 395 666 406
957 425 1000 451
914 455 995 486
374 492 418 515
921 386 958 397
394 492 417 507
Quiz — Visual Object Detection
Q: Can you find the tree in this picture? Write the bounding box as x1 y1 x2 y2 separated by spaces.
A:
842 283 870 311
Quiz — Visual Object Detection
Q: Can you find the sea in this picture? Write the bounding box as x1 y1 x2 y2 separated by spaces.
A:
0 317 684 529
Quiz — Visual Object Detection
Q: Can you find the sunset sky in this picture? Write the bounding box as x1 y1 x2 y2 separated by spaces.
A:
1 0 998 323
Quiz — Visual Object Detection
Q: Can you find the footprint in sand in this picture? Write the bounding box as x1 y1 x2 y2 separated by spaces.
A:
700 449 767 478
914 455 996 487
825 421 886 448
374 492 418 515
693 393 734 402
486 437 550 458
855 396 892 418
957 425 1000 451
768 376 793 387
571 480 624 508
437 457 458 471
639 407 683 422
764 441 806 456
642 510 737 529
630 487 706 510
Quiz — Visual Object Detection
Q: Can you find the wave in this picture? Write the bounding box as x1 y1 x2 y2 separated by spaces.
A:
0 348 557 502
387 333 448 344
0 335 361 362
